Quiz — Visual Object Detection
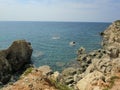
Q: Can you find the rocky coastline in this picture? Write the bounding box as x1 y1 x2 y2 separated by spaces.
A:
1 20 120 90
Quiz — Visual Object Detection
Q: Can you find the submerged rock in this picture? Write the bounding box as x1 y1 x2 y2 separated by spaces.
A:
69 41 76 46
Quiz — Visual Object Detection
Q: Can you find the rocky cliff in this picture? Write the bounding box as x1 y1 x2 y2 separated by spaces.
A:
61 20 120 90
0 40 33 84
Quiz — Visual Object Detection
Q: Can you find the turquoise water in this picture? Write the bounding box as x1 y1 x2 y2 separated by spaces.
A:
0 21 110 71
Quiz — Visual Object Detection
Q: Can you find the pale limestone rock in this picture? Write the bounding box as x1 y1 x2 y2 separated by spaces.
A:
51 71 60 81
38 65 53 75
76 71 104 90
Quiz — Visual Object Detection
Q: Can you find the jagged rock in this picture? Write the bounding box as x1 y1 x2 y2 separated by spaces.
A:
38 65 53 75
62 67 77 76
110 48 119 58
111 58 120 74
101 20 120 58
85 64 95 74
6 40 33 71
65 76 74 85
77 47 86 55
85 57 111 74
2 67 57 90
77 49 110 74
0 40 33 84
61 67 79 86
76 71 104 90
51 71 60 81
75 20 120 90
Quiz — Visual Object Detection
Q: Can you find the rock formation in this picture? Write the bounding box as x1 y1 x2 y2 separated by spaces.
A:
0 40 33 84
2 66 57 90
61 20 120 90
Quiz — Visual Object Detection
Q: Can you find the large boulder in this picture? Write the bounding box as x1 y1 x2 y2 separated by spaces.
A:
0 40 33 84
6 40 33 71
77 48 110 74
61 67 81 86
76 71 104 90
85 57 112 74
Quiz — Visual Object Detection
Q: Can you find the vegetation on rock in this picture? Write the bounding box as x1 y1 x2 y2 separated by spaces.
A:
114 20 120 23
49 78 73 90
21 67 33 76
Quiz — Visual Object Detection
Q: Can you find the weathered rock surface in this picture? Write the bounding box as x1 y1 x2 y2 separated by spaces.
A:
0 40 33 84
0 56 11 84
38 65 53 75
2 67 57 90
101 20 120 58
76 71 104 90
7 40 33 71
61 67 81 86
75 20 120 90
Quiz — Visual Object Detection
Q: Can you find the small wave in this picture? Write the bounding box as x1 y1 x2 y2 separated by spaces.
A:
32 50 44 58
52 36 60 40
56 62 65 67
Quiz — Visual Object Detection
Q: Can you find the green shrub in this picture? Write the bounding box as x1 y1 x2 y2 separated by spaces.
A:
49 79 73 90
22 67 33 76
103 88 109 90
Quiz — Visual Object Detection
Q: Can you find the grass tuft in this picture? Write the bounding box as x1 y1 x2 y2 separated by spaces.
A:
22 67 33 76
49 78 73 90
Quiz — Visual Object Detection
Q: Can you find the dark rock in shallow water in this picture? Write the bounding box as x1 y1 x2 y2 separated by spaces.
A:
0 40 33 84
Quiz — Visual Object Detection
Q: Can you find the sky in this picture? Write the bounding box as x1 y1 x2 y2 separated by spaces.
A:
0 0 120 22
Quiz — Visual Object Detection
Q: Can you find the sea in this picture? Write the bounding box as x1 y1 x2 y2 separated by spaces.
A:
0 21 110 71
